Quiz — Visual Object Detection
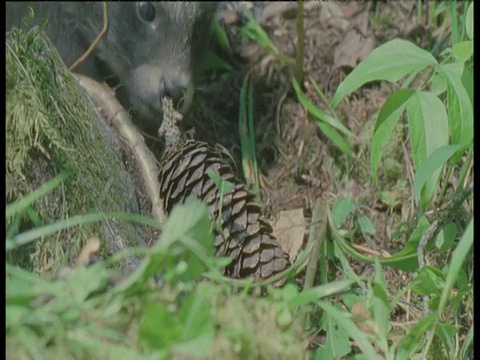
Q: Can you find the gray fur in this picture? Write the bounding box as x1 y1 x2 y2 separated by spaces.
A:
6 2 216 131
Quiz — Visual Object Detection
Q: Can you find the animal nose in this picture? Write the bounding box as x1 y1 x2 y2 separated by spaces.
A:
164 77 187 104
163 74 194 113
165 79 187 103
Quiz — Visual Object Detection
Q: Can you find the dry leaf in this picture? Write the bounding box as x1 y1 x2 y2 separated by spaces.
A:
272 208 305 260
76 236 101 267
351 302 376 335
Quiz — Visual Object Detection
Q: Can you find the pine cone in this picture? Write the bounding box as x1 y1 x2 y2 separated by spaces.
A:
159 140 291 284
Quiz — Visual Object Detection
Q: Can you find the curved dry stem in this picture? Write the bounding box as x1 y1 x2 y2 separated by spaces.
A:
73 73 166 225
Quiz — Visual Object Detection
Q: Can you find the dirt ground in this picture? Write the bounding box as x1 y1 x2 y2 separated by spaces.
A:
160 1 461 326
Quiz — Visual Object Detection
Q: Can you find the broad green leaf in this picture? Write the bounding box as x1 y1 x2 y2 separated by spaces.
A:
371 89 415 180
292 78 353 137
413 144 465 203
435 323 459 357
436 223 458 251
410 266 446 296
333 39 437 108
6 264 42 305
315 308 351 359
439 64 474 146
317 121 353 156
139 302 178 351
358 215 376 235
158 198 211 250
406 91 449 208
169 206 214 283
466 3 473 40
431 70 447 96
332 197 354 228
176 289 215 356
396 313 437 360
317 302 381 359
452 41 473 66
115 199 213 293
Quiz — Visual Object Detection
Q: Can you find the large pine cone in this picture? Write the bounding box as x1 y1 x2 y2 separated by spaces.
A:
159 140 291 284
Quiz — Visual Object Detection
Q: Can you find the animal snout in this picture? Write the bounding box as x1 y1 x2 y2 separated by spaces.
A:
163 73 194 114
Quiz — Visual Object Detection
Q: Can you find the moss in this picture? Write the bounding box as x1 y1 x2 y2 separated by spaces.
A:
6 26 147 274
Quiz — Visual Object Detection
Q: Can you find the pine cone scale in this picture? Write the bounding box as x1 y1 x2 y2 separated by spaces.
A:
159 140 291 284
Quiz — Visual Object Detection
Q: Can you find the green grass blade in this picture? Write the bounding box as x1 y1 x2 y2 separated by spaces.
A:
6 172 69 218
6 212 160 251
437 219 473 315
293 78 352 137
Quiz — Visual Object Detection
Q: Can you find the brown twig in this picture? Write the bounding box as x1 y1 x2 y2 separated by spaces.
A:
301 198 328 330
73 73 166 225
295 0 304 84
69 2 109 72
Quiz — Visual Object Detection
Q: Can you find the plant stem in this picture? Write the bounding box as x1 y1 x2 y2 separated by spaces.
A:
295 0 304 84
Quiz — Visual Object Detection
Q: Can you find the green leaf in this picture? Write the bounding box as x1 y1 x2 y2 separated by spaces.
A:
332 197 353 227
466 3 473 40
413 144 464 204
380 216 430 272
212 17 232 56
6 264 42 306
138 302 178 351
435 323 459 357
317 302 381 359
396 313 437 359
317 121 353 156
372 260 391 338
461 63 473 104
292 78 353 137
315 308 351 359
207 169 235 195
358 215 375 235
451 41 473 66
288 279 355 308
436 223 458 251
410 266 446 296
439 64 473 146
333 39 437 108
176 289 215 356
159 198 212 250
200 51 233 72
431 71 447 96
406 91 449 208
438 219 473 314
115 199 213 294
371 89 415 180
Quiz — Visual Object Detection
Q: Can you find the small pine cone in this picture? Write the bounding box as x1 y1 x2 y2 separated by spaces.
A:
159 140 291 284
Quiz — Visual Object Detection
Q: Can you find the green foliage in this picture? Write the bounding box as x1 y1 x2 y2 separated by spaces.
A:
334 22 473 210
6 196 306 358
238 74 261 200
7 3 473 359
216 4 473 358
292 78 353 157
